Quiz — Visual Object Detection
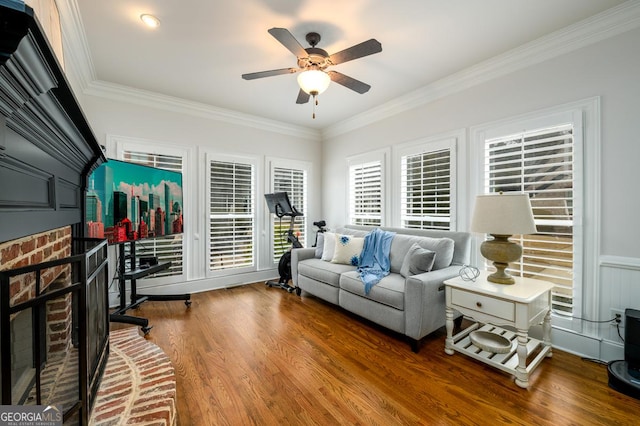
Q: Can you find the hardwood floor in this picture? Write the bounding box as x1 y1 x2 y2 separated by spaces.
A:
112 283 639 425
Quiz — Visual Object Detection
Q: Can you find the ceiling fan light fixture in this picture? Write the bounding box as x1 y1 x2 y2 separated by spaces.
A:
297 70 330 95
140 14 161 28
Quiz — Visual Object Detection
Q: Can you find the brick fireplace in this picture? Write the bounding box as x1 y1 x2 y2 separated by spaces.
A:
0 227 110 423
1 226 74 404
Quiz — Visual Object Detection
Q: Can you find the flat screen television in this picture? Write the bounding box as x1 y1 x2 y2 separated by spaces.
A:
86 159 183 244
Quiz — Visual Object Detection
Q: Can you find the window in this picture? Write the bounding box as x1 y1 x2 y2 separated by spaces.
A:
120 150 184 278
482 124 576 314
348 153 386 226
400 141 454 230
270 165 307 264
208 159 255 272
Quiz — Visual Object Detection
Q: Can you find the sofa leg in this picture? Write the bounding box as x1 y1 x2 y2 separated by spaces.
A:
410 339 421 353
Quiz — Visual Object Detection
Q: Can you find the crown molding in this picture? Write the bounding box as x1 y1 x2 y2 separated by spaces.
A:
54 0 320 141
55 0 95 91
323 0 640 139
56 0 640 142
85 80 321 141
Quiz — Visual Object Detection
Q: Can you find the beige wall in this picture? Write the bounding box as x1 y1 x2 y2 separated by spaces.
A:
25 0 64 69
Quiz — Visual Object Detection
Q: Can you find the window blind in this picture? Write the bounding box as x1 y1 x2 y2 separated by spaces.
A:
401 148 451 230
122 150 184 278
484 124 574 314
209 160 254 271
272 166 307 263
349 160 382 226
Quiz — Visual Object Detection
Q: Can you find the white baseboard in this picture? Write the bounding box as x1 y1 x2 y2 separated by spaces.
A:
109 269 278 308
551 326 624 362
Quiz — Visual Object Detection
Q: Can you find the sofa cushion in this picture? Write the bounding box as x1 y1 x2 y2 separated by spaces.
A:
298 258 355 288
400 243 436 278
389 234 454 273
332 234 365 266
339 271 405 310
321 232 336 261
334 227 370 238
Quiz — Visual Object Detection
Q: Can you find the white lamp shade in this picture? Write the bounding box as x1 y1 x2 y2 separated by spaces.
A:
471 193 537 235
297 70 331 95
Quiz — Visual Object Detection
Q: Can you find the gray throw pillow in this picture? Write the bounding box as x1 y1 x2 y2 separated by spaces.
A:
314 233 325 258
400 243 437 278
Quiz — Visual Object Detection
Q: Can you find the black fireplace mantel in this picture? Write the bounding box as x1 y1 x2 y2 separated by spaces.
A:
0 1 105 243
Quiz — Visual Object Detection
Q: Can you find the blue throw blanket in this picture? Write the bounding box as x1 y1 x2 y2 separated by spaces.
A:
357 229 395 294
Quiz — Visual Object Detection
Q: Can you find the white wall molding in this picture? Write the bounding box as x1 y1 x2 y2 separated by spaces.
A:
84 80 321 141
136 269 277 296
551 326 625 362
56 0 95 91
55 1 320 141
600 255 640 270
323 0 640 139
57 0 640 142
600 339 624 362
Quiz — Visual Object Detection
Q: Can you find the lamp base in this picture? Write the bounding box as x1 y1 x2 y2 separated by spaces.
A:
487 264 516 285
480 235 521 285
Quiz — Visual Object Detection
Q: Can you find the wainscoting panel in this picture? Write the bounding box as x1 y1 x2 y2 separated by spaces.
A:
599 256 640 353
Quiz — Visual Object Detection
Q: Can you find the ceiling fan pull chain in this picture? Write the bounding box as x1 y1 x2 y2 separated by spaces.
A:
312 94 317 119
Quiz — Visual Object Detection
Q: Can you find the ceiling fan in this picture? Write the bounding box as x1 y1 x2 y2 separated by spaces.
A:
242 28 382 117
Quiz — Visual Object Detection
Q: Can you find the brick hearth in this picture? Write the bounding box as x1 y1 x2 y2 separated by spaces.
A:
90 328 176 426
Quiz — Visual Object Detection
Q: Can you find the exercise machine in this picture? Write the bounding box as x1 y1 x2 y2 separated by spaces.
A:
265 192 303 293
312 220 327 246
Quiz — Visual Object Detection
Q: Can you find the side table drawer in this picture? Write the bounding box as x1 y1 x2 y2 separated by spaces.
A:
451 288 515 322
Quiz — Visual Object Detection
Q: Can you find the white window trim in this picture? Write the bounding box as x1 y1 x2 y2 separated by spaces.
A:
265 157 311 267
393 133 459 230
346 148 390 227
204 151 261 278
469 97 601 334
108 134 194 286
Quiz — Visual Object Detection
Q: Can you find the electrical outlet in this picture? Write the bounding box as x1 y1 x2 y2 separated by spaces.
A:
611 308 625 328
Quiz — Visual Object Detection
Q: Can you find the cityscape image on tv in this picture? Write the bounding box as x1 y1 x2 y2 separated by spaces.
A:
86 159 184 244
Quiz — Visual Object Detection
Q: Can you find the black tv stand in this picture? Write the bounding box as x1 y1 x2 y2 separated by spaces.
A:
110 240 191 334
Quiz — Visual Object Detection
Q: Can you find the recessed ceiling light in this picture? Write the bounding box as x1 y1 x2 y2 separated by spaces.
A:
140 14 161 28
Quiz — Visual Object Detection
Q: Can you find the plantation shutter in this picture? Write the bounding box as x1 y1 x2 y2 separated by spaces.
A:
121 150 184 278
349 160 382 226
272 167 307 263
484 124 575 314
401 148 452 230
209 160 255 271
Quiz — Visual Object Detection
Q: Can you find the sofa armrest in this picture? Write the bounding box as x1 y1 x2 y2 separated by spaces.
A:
404 265 463 340
291 248 317 287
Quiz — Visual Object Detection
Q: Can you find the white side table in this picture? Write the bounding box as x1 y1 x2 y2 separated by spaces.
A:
444 271 554 388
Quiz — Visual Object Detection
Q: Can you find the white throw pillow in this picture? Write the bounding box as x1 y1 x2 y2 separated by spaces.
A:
321 232 336 261
331 234 365 266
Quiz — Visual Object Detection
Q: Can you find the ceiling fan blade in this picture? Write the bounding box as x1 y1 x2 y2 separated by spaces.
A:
329 39 382 65
328 71 371 94
242 68 299 80
296 89 310 104
268 27 308 58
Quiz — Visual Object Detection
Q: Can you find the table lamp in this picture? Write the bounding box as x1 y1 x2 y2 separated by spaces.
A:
470 192 537 284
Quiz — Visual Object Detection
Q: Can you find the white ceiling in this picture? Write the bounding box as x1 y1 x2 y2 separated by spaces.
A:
73 0 627 130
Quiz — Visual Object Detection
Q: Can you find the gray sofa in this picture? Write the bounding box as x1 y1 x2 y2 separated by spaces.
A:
291 225 471 351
